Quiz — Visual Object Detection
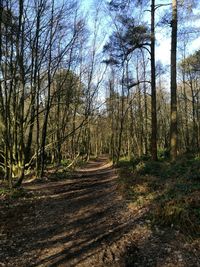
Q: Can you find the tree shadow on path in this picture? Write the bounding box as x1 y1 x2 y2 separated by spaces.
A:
0 158 141 267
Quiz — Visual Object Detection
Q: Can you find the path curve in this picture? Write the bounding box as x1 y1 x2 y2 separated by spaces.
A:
0 158 136 267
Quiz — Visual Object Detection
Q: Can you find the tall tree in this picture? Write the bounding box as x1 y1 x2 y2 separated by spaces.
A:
150 0 157 160
170 0 178 160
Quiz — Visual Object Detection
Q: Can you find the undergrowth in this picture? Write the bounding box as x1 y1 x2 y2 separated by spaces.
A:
118 154 200 237
47 157 87 181
0 187 31 200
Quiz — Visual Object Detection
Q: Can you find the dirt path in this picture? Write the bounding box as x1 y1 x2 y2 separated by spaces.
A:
0 158 134 267
0 158 199 267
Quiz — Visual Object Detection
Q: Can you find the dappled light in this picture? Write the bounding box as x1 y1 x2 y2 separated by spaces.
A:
0 159 137 266
0 0 200 266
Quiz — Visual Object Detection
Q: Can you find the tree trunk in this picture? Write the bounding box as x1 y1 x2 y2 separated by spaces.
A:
170 0 178 161
151 0 157 160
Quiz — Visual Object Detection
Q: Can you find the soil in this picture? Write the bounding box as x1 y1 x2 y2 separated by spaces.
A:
0 157 199 267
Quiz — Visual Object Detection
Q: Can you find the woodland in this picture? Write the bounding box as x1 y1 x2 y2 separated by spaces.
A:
0 0 200 266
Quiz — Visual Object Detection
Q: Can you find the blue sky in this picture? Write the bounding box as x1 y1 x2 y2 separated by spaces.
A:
80 0 200 67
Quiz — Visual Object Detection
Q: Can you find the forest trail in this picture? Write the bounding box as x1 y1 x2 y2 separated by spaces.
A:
0 158 136 267
1 158 199 267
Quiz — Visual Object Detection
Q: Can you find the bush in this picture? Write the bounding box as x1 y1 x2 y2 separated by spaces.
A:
132 155 200 180
157 148 170 160
61 159 72 167
116 158 133 168
135 160 166 177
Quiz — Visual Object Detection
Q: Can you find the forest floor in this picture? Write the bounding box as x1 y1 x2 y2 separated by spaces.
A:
0 157 200 267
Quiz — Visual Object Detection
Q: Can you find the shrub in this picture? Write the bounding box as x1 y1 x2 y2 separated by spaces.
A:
117 158 133 168
157 148 170 160
61 159 72 167
135 160 165 177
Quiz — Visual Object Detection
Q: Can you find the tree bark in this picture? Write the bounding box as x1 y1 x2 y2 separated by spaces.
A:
170 0 178 161
151 0 157 160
